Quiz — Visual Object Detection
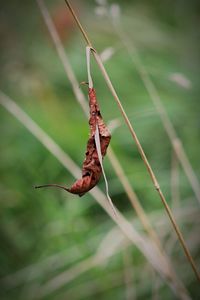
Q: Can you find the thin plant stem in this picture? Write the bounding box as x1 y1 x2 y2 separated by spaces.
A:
0 91 191 300
64 0 91 47
35 3 191 297
64 0 200 282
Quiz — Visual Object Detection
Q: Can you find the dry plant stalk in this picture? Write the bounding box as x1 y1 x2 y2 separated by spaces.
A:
35 3 190 296
32 1 196 298
64 0 200 282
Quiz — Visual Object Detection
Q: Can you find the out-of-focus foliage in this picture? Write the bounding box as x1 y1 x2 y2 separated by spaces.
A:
0 0 200 299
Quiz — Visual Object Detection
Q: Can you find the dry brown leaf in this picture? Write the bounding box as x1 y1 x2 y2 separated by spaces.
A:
35 88 111 196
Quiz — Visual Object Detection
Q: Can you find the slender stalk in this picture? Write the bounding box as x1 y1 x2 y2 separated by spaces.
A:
64 0 91 47
35 4 191 297
64 0 200 282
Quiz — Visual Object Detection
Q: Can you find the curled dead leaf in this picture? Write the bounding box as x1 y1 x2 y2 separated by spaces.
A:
35 88 111 196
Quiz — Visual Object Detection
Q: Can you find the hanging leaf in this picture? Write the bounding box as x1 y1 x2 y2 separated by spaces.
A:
68 87 111 196
35 87 111 196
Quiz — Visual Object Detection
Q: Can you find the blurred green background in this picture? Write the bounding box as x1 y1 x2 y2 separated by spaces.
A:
0 0 200 299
